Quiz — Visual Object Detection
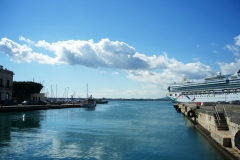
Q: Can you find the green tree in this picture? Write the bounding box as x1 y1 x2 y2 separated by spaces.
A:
12 81 43 102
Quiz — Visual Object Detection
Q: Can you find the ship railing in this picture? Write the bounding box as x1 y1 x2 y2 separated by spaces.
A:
213 105 220 126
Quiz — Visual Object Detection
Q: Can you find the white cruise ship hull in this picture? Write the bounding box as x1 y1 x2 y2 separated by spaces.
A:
166 92 240 103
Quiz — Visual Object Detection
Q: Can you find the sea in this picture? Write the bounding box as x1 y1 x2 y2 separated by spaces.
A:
0 101 228 160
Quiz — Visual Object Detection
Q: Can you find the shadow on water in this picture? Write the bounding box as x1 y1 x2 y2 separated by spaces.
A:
0 113 11 147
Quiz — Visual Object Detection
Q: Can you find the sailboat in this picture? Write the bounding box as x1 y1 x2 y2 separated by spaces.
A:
82 84 96 108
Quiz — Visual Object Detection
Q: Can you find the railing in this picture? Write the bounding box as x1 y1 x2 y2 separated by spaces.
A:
223 105 228 118
213 105 221 125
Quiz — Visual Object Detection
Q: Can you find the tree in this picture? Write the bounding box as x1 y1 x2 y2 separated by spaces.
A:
12 81 43 101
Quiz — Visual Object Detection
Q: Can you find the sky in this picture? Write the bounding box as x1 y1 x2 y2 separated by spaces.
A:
0 0 240 99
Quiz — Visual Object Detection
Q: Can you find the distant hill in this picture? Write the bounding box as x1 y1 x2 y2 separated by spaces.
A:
158 97 171 101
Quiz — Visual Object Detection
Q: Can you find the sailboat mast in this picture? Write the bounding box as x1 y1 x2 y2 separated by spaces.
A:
87 83 88 98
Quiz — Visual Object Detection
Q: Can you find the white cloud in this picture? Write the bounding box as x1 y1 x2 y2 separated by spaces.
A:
193 58 199 61
19 36 35 44
225 35 240 56
217 58 240 74
1 37 212 72
234 35 240 46
211 35 240 74
0 37 217 83
0 38 58 64
1 37 151 69
127 62 215 88
213 50 217 53
1 36 240 93
112 72 119 75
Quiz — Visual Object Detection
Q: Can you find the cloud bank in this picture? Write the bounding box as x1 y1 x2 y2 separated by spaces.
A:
1 35 240 86
0 37 212 71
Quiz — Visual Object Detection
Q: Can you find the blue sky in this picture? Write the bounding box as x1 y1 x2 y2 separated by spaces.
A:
1 0 240 99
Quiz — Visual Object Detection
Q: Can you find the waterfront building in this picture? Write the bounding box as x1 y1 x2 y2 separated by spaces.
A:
0 65 14 104
30 93 45 101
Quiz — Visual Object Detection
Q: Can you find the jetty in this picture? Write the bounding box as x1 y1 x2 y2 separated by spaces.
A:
174 103 240 160
0 104 83 112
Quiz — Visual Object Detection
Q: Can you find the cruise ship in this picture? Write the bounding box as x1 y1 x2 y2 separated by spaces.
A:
166 70 240 103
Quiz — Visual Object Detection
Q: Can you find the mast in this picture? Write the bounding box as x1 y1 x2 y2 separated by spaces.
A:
87 83 88 98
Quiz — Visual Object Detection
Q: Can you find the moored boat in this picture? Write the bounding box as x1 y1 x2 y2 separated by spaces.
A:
96 99 108 104
82 97 96 108
82 84 97 108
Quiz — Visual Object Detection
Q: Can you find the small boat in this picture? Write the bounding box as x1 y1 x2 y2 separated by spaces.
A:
82 84 96 108
96 99 108 104
82 97 96 108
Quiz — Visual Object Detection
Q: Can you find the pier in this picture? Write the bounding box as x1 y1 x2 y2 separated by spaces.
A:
0 104 83 112
174 103 240 160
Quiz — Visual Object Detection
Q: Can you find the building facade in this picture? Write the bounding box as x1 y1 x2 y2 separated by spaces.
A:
30 93 45 101
0 65 14 104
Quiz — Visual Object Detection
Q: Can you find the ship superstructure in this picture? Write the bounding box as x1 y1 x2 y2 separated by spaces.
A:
166 70 240 103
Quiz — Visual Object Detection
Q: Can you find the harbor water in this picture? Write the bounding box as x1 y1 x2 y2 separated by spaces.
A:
0 101 227 159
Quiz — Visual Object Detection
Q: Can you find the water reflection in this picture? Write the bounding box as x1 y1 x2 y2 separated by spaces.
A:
0 113 11 147
0 111 41 148
11 112 41 129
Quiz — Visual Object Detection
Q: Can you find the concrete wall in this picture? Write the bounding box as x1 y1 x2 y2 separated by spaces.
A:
176 104 238 150
227 117 240 151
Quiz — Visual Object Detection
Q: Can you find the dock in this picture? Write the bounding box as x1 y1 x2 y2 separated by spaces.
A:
0 104 83 112
174 103 240 160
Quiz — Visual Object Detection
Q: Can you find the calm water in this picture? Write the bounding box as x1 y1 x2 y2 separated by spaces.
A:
0 101 227 159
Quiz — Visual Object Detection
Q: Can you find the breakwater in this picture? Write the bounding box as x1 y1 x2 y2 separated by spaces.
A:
0 104 82 112
174 103 240 160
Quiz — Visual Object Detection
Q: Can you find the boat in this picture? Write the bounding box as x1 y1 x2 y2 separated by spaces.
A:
82 96 96 108
166 70 240 103
82 84 96 108
96 99 108 104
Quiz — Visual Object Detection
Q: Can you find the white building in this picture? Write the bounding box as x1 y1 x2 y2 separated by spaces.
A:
30 93 45 101
0 65 14 103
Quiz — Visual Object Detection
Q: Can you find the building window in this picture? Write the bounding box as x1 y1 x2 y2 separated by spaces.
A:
0 79 2 87
7 80 10 88
6 92 9 100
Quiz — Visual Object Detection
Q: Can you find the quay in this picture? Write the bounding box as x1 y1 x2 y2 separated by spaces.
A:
174 103 240 160
0 104 83 112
